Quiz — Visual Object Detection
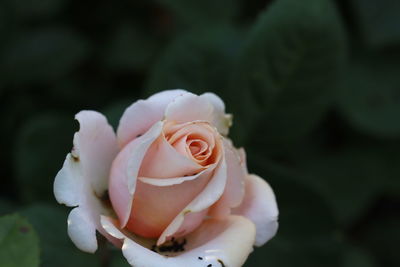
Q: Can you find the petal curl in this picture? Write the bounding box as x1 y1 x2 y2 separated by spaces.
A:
101 215 255 267
165 93 232 135
233 175 279 246
157 151 227 245
54 111 119 252
109 121 163 228
117 90 188 147
209 139 246 218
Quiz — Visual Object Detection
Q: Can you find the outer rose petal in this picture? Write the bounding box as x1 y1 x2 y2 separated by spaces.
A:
157 153 227 245
209 138 246 218
165 93 232 136
233 174 279 246
109 121 163 228
117 90 188 147
101 215 256 267
54 111 119 252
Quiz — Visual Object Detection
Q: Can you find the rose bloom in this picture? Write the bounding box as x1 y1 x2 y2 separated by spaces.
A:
54 90 278 267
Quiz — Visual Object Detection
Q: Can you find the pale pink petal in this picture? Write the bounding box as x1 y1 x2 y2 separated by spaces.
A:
109 121 163 228
138 164 215 186
101 215 256 267
233 174 279 246
117 89 188 147
157 154 227 245
209 138 246 218
54 111 119 252
200 92 233 136
126 170 213 238
139 134 202 178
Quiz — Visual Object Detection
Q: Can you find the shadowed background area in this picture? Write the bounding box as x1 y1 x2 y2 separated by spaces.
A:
0 0 399 266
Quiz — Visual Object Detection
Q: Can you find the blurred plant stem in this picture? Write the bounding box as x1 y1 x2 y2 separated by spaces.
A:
99 235 111 267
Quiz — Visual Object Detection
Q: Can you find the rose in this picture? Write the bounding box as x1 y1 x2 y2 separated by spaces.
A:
54 90 278 267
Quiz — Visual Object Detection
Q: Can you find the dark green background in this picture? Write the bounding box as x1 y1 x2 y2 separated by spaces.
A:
0 0 399 266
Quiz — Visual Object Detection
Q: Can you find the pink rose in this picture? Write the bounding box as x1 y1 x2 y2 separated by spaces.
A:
54 90 278 267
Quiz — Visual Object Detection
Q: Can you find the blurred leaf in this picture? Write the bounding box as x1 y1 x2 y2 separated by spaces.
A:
342 245 377 267
103 22 161 71
111 252 130 267
245 157 342 267
102 99 132 131
337 55 400 137
360 216 400 267
233 0 346 146
1 27 89 84
14 113 76 202
146 25 242 96
0 214 40 267
7 0 67 20
20 204 100 267
0 199 16 216
350 0 400 47
156 0 238 26
293 142 400 225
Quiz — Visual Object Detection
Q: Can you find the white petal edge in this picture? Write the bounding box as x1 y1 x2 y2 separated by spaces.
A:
101 215 256 267
200 92 232 136
165 92 232 136
233 174 279 246
54 111 119 252
117 90 188 147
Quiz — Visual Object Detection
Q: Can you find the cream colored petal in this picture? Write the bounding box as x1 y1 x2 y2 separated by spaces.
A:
117 90 188 147
54 111 119 252
233 174 279 246
101 215 256 267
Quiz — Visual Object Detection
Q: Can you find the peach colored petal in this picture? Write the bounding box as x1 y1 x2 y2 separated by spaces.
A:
139 133 202 178
233 174 279 246
101 215 255 267
157 153 227 245
126 170 213 238
54 111 119 252
117 90 188 147
200 92 233 136
109 122 163 228
209 138 246 218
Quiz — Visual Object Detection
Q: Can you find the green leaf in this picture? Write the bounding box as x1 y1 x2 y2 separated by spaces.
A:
20 204 100 267
1 27 89 84
14 113 76 202
350 0 400 47
102 22 161 71
337 54 400 137
156 0 238 26
360 217 400 267
233 0 346 146
6 0 67 20
244 157 342 267
146 25 242 96
0 214 40 267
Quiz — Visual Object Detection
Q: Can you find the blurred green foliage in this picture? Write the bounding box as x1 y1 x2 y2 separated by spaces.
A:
0 0 399 266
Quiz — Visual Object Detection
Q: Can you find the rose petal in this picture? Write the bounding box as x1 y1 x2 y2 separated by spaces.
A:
233 174 279 246
126 170 213 238
101 215 256 267
209 138 246 218
109 121 163 228
54 111 119 252
138 164 215 186
117 89 188 147
200 92 233 136
157 152 227 245
165 93 232 136
139 133 202 178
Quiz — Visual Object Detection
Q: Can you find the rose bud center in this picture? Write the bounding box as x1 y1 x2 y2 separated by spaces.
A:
124 121 222 239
